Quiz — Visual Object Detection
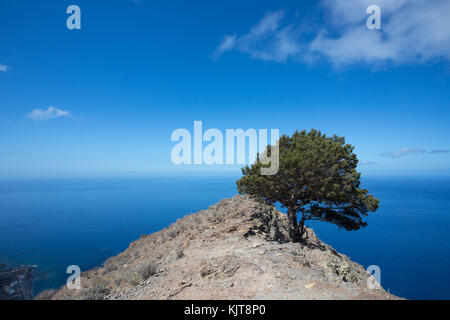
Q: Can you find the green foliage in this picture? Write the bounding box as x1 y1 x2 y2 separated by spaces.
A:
237 129 379 242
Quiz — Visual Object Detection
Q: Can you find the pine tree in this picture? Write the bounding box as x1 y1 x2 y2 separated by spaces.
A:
237 129 379 243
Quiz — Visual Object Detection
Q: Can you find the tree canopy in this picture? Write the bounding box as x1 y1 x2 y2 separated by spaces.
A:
236 129 379 243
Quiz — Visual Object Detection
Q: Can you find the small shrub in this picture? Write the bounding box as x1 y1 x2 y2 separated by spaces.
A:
167 229 178 239
126 272 142 286
178 223 187 231
192 215 201 224
80 282 110 300
160 233 169 243
116 253 131 266
138 261 158 280
104 261 118 272
175 248 184 259
114 277 123 286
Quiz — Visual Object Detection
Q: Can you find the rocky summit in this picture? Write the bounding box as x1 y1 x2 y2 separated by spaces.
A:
47 195 400 300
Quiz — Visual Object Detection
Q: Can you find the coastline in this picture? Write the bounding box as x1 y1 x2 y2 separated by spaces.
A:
0 263 36 300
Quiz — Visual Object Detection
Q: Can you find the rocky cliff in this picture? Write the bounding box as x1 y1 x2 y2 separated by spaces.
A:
47 195 400 300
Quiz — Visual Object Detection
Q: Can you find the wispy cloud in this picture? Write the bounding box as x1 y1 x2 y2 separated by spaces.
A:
429 149 450 154
0 64 8 72
381 148 450 158
381 148 427 158
214 35 237 59
214 11 303 62
359 160 378 165
215 0 450 67
26 106 72 120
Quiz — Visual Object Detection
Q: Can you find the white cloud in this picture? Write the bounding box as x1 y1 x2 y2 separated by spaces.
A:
0 64 8 72
215 0 450 67
27 106 71 120
312 0 450 66
381 148 427 158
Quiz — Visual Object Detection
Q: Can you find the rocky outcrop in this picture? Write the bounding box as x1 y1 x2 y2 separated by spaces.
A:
49 195 400 300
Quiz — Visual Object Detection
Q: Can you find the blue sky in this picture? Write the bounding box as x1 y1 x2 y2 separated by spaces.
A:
0 0 449 178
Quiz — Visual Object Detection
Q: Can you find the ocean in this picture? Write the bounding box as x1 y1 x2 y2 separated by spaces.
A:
0 175 449 299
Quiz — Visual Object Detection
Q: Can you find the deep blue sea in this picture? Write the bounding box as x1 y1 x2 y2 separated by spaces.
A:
0 175 449 299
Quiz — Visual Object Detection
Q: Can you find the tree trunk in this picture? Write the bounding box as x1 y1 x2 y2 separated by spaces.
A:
287 207 302 243
298 219 306 243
